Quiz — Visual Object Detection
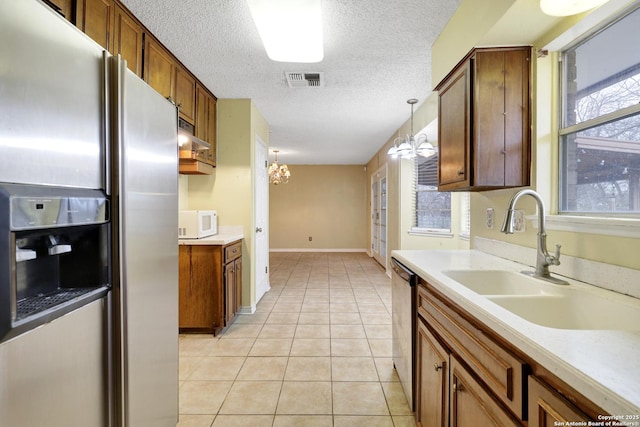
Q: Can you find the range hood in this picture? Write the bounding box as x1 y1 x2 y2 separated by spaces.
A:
178 120 214 175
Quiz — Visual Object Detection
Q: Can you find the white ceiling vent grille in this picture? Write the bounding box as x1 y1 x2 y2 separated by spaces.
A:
285 72 324 88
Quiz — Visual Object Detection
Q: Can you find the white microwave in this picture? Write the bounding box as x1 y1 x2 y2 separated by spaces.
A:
178 210 217 239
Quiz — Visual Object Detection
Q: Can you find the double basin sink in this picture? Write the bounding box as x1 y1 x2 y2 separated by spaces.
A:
443 269 640 330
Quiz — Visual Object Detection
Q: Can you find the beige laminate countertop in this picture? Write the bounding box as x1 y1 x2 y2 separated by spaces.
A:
178 233 243 246
392 249 640 418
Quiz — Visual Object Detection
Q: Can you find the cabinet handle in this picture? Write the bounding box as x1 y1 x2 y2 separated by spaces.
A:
457 170 464 176
434 363 443 371
453 383 464 393
177 102 183 109
167 96 175 105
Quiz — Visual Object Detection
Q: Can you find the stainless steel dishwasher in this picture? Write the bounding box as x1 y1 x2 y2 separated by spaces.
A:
391 257 417 410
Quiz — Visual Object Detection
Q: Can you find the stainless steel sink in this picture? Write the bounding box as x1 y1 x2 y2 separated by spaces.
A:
444 269 640 330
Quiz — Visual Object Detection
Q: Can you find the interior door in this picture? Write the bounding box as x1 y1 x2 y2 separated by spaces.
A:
254 135 270 305
371 165 387 269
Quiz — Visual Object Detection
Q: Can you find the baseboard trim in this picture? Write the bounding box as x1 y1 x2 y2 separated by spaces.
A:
238 305 256 314
269 248 367 253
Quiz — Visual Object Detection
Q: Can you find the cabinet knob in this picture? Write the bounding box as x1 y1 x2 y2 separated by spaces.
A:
434 363 443 371
457 170 464 176
256 227 263 233
453 383 464 393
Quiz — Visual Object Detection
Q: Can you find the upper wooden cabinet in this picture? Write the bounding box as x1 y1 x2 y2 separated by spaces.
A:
144 35 176 101
436 46 531 191
113 5 143 77
43 0 74 21
76 0 115 51
175 65 196 124
195 83 217 166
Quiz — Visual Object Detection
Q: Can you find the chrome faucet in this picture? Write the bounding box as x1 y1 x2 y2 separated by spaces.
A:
500 189 568 285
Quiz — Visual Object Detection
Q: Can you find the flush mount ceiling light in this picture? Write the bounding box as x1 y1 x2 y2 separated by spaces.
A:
268 150 291 185
246 0 323 63
540 0 611 16
387 99 436 160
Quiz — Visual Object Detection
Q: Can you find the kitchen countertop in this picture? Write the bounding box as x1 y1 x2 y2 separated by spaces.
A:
178 232 243 246
392 249 640 418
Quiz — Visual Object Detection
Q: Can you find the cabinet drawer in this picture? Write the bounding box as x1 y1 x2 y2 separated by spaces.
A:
224 241 242 263
418 284 526 419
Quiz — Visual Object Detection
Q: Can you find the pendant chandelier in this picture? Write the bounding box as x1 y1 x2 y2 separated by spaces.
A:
268 149 291 185
387 99 436 159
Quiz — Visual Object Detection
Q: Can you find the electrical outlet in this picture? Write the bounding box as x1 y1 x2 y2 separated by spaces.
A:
486 208 494 229
513 210 526 232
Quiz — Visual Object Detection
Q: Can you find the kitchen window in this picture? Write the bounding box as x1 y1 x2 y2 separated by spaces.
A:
411 153 452 234
559 5 640 216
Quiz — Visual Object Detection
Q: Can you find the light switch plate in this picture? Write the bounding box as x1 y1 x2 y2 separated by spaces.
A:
486 208 494 229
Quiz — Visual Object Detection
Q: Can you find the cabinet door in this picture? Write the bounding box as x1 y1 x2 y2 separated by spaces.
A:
450 357 520 427
113 5 143 77
76 0 115 51
474 50 507 186
195 84 216 165
45 0 74 21
416 318 449 427
179 246 220 330
234 257 242 314
205 95 217 166
195 84 209 141
528 376 590 427
503 48 530 187
224 261 236 325
438 61 471 189
144 36 176 101
473 49 531 187
175 65 196 124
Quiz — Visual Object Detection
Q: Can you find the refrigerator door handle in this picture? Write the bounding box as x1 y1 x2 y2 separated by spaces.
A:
103 51 111 196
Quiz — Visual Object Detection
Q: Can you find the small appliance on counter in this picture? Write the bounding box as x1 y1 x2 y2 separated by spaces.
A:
179 210 218 239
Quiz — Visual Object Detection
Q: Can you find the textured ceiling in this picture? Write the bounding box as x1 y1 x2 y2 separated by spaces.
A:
119 0 462 164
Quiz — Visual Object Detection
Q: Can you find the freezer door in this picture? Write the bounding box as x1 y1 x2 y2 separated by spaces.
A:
0 0 104 189
110 56 179 427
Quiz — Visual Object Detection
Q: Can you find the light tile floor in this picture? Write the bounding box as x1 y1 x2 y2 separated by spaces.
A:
177 252 416 427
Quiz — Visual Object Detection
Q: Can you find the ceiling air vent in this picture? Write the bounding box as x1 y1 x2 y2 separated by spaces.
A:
285 72 324 88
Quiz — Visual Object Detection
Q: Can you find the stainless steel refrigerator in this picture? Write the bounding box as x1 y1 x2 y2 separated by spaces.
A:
0 0 179 426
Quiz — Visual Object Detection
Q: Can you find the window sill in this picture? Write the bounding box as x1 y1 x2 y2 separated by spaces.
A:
543 215 640 238
408 228 454 238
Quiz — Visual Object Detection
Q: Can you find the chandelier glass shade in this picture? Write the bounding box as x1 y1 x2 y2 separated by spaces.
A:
387 99 436 160
268 150 291 185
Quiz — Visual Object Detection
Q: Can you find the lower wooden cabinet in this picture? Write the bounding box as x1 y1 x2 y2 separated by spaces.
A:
416 318 449 427
416 309 520 427
415 279 606 427
179 240 242 335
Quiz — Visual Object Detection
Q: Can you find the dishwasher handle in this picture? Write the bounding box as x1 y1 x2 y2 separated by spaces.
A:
391 258 417 286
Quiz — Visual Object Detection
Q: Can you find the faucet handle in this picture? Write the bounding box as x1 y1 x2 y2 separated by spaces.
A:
550 244 562 265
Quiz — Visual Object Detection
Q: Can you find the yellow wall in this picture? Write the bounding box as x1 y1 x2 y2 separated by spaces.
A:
186 99 270 308
269 165 367 250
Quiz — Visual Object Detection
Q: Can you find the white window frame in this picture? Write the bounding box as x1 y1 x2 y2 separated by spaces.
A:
409 153 453 237
543 1 640 238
